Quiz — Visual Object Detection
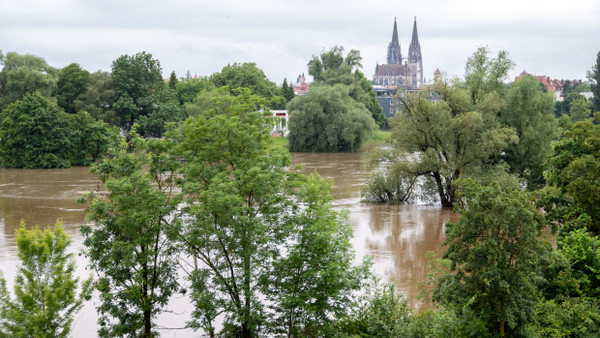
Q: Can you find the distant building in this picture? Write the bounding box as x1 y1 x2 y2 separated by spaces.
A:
373 85 398 118
292 73 310 95
373 17 423 90
515 71 585 102
265 110 289 137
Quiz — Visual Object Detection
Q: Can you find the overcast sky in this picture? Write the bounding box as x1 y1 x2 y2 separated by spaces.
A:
1 0 599 85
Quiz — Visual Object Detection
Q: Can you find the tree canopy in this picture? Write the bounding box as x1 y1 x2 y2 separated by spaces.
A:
588 51 600 113
287 84 377 152
307 46 385 128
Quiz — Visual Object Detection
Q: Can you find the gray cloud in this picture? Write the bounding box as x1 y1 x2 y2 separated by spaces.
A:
0 0 598 84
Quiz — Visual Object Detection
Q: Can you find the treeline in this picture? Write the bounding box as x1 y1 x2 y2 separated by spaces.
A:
0 50 299 168
359 48 600 336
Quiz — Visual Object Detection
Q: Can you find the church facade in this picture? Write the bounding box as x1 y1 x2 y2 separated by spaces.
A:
373 17 423 89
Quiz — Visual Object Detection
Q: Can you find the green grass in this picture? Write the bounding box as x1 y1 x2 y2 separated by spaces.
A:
364 130 391 147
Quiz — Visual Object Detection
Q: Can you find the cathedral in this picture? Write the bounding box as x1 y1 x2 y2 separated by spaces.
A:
373 17 423 89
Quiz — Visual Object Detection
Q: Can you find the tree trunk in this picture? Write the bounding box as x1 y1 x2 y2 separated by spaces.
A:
499 320 505 338
144 309 152 338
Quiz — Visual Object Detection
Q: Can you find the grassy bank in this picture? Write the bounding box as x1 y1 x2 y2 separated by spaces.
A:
270 130 391 151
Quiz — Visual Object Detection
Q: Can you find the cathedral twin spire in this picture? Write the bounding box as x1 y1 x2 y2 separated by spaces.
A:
387 17 421 65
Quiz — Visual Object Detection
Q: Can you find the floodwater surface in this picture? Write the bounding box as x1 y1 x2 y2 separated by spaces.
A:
0 148 455 336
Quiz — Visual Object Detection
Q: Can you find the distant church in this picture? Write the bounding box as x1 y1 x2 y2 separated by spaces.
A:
373 17 423 89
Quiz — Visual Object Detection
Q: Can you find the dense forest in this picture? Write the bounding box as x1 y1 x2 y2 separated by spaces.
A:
0 47 599 337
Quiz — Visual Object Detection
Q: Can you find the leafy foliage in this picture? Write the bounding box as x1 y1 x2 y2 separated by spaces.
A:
0 51 58 110
308 46 385 128
111 51 163 130
540 116 600 235
0 221 92 338
587 51 600 112
287 84 377 152
74 71 117 124
56 63 90 114
0 92 72 168
81 134 180 338
434 180 550 336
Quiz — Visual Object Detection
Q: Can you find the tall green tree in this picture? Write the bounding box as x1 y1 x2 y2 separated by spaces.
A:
262 173 369 336
209 62 283 107
281 78 295 102
137 87 186 137
434 180 550 337
168 70 178 90
0 92 72 168
0 221 92 338
111 51 163 130
170 90 368 337
81 134 180 338
308 46 385 128
464 46 515 102
540 116 600 235
74 71 117 124
176 76 215 105
0 51 58 110
55 63 90 114
569 96 592 122
67 111 121 166
499 75 559 189
385 80 517 207
287 84 377 152
588 51 600 112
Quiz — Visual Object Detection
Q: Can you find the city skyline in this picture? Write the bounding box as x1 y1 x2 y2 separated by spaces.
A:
1 0 599 84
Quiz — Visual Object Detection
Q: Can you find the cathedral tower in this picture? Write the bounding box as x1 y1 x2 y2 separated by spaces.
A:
387 18 402 65
407 17 423 88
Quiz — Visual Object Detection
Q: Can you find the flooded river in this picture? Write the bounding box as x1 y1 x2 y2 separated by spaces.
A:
0 148 456 336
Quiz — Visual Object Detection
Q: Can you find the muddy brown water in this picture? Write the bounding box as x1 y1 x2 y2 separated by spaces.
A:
0 148 456 336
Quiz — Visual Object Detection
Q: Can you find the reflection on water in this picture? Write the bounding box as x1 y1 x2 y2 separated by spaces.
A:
290 149 457 308
0 147 455 335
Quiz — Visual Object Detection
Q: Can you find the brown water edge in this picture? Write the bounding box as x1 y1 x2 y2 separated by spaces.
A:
0 147 457 336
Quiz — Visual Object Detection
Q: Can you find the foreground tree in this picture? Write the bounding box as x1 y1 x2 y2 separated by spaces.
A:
171 91 368 337
81 134 180 337
434 180 549 337
0 221 91 337
262 174 369 336
287 84 377 152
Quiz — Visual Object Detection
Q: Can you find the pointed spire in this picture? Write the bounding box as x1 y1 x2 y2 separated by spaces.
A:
387 17 402 65
408 16 422 63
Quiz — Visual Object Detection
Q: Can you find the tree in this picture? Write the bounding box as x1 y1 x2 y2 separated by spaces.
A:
588 51 600 112
168 70 178 90
281 78 295 102
74 71 117 124
209 62 283 107
137 87 186 137
172 92 283 336
308 46 385 128
540 116 600 235
287 84 377 152
434 180 550 337
56 63 90 114
170 90 368 337
81 134 180 338
111 51 163 130
499 75 560 189
385 81 517 207
261 173 369 336
0 92 72 168
569 96 592 122
0 51 58 110
176 76 215 105
0 221 91 338
67 111 121 166
464 46 515 102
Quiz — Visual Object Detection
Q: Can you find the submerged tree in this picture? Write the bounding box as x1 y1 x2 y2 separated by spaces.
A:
0 221 92 338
